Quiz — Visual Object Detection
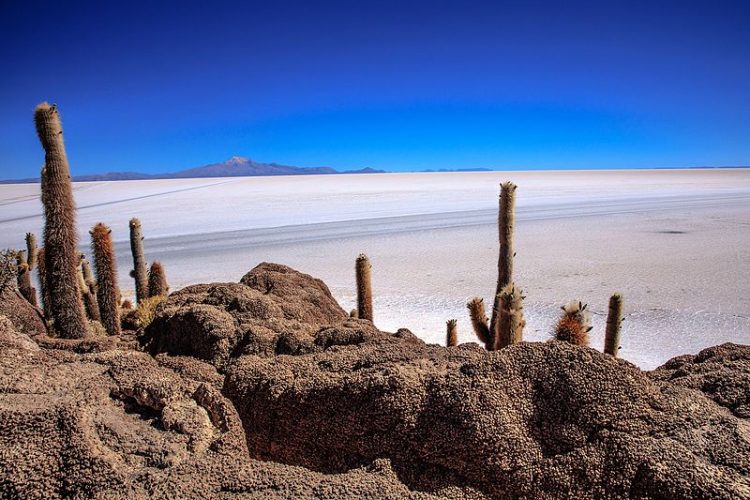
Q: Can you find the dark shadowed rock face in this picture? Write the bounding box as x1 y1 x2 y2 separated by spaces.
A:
0 287 46 336
650 343 750 418
224 337 750 499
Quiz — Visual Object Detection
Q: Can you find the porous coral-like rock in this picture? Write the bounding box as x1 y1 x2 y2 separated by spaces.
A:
0 287 46 336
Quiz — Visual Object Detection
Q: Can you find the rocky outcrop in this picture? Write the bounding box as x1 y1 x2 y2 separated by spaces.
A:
0 287 46 336
650 342 750 418
223 326 750 498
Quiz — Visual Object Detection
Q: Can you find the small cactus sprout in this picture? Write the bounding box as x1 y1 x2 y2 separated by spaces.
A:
148 261 169 297
446 319 458 347
17 263 38 307
25 233 37 270
555 301 592 347
350 308 358 318
16 250 26 267
35 102 89 338
467 297 492 349
121 299 133 310
490 182 517 336
495 283 525 349
604 293 624 357
128 218 149 304
90 223 121 335
355 254 373 322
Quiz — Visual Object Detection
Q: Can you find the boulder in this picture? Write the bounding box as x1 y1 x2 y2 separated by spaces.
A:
0 287 46 336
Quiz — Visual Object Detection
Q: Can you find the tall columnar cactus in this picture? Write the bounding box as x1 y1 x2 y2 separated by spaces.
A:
355 254 373 322
90 223 121 335
490 182 517 336
604 293 624 357
554 301 592 347
25 233 37 270
36 248 52 320
446 319 458 347
148 261 169 297
17 263 38 307
467 297 492 349
495 283 525 349
34 102 89 338
128 218 149 304
77 260 101 322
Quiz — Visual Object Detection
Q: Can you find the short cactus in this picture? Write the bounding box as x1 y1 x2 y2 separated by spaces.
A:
495 283 525 349
128 218 149 304
467 297 491 349
17 263 38 307
25 233 37 270
349 308 358 318
90 223 121 335
148 261 169 297
35 102 89 338
446 319 458 347
77 260 101 322
35 248 53 320
554 301 592 347
355 254 373 322
604 293 624 357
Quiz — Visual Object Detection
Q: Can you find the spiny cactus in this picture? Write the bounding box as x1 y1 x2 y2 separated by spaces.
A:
16 250 26 267
128 218 149 304
495 283 525 349
355 254 373 322
90 223 121 335
349 308 358 318
25 233 37 270
77 259 101 322
555 301 592 347
490 181 517 336
121 299 133 310
17 263 38 307
148 261 169 297
35 102 89 338
604 293 624 357
36 248 52 320
467 297 492 349
446 319 458 347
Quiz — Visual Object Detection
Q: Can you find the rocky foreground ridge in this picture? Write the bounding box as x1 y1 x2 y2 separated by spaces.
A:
1 263 749 498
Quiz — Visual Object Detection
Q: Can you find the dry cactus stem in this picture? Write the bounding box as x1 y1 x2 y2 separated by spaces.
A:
35 102 89 338
90 223 121 335
495 283 525 349
555 301 592 347
355 254 373 322
148 261 169 297
129 218 149 304
17 263 38 307
604 293 624 357
446 319 458 347
25 232 37 270
36 247 53 320
490 181 517 336
467 297 492 349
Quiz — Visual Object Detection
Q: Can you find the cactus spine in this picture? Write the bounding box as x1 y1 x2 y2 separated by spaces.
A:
446 319 458 347
490 182 517 336
355 254 373 322
467 297 492 349
90 223 120 335
17 263 38 307
148 261 169 297
495 284 525 349
36 248 52 320
25 233 37 270
555 301 592 347
604 293 623 357
34 103 89 338
128 218 149 304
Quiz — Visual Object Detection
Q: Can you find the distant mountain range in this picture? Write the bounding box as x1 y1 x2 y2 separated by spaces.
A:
0 156 386 184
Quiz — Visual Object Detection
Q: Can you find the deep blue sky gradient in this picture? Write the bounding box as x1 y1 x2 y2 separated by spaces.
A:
1 0 749 179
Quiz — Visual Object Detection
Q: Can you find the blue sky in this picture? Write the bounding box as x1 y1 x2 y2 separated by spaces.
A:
1 0 749 179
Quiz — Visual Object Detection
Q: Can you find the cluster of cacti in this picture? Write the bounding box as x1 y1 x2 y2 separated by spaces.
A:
355 254 373 322
467 182 524 350
554 301 592 346
446 319 458 347
148 261 169 297
128 218 149 304
90 223 121 336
